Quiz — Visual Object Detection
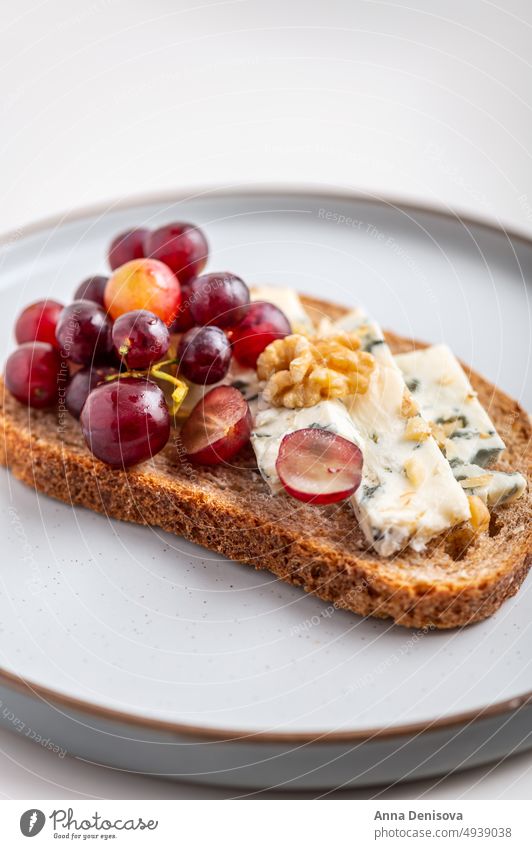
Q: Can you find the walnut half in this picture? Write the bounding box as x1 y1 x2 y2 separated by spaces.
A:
257 332 375 408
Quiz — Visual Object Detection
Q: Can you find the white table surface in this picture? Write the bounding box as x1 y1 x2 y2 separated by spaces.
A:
1 0 531 799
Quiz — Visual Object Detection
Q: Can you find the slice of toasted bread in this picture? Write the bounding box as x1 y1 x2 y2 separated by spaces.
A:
1 295 530 629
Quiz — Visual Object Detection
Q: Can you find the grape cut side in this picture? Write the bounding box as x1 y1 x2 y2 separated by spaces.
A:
179 385 252 465
276 428 363 504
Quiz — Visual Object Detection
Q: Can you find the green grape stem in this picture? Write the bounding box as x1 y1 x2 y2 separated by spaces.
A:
104 358 188 415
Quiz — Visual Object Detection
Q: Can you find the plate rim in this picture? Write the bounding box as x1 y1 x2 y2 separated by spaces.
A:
1 182 531 746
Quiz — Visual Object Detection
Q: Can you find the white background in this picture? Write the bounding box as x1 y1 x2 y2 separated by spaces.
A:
1 0 531 799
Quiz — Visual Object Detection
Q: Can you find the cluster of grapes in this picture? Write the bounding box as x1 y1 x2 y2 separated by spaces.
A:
4 222 290 470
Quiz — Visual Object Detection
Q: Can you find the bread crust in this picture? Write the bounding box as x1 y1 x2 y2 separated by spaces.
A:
1 295 531 629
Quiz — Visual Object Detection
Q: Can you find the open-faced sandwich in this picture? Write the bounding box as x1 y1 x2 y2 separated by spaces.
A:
1 221 530 629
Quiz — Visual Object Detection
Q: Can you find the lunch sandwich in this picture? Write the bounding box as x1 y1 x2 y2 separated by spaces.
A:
1 220 530 629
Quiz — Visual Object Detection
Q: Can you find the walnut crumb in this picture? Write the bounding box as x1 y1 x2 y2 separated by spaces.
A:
257 332 375 408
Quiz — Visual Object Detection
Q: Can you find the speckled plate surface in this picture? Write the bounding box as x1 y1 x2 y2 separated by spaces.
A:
0 187 530 789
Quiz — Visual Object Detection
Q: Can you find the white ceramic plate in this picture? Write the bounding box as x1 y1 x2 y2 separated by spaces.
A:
0 187 531 790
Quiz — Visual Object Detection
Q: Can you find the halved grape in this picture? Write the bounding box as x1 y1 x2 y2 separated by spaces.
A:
276 428 363 504
189 272 249 327
108 228 149 270
55 300 113 365
80 377 170 468
180 385 251 465
5 342 61 408
230 301 290 368
104 258 181 325
146 222 208 285
65 365 117 419
112 309 170 370
15 299 64 348
74 275 109 306
177 326 231 384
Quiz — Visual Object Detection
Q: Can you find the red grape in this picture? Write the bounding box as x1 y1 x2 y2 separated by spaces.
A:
80 377 170 468
180 385 251 465
169 283 195 333
189 272 249 328
276 429 363 504
108 228 149 270
74 275 109 306
55 300 113 365
231 301 291 368
112 309 170 370
5 342 61 408
15 299 64 348
177 326 231 385
65 365 117 419
104 258 181 325
146 222 208 285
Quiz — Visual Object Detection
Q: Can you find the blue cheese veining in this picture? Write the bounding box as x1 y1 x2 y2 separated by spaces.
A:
395 345 526 506
395 344 504 467
253 307 472 556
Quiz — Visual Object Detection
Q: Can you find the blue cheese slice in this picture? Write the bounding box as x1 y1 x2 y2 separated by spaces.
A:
395 345 526 506
395 344 505 467
342 330 471 556
453 463 526 507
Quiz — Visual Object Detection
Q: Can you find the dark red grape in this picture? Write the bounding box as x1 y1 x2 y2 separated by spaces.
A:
189 272 249 328
177 326 231 385
180 386 251 465
108 228 149 270
65 365 117 419
80 377 170 468
145 222 208 285
74 275 109 306
5 342 61 408
15 300 64 348
231 301 291 368
55 300 113 365
169 283 195 332
112 309 170 369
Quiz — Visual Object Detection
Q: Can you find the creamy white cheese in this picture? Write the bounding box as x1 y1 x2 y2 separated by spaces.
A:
395 344 505 467
252 305 472 557
395 345 526 506
323 310 472 554
453 462 527 507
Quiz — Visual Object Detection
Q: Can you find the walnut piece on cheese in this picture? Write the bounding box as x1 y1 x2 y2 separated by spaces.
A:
468 495 490 533
404 415 431 442
257 332 375 408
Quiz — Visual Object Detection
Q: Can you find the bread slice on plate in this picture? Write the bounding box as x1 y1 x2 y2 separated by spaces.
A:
1 295 530 630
